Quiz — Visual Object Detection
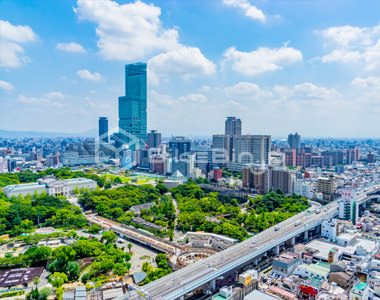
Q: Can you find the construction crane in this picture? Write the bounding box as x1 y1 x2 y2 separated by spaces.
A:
139 137 149 150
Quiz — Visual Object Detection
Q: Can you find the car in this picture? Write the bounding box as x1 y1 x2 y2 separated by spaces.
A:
274 225 280 231
294 221 301 226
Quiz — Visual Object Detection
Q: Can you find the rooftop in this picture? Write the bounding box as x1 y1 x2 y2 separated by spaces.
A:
274 251 300 264
353 281 368 291
0 266 44 287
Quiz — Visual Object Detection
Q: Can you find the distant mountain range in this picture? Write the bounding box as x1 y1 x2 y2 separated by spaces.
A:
0 128 98 138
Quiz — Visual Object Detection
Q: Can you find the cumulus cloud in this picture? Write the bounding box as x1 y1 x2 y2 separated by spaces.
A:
0 80 14 91
178 93 207 103
0 20 38 67
148 45 216 83
17 92 65 107
351 76 380 88
76 69 103 82
273 83 341 101
319 24 380 70
44 91 65 99
56 42 87 53
225 81 273 98
149 81 368 136
223 0 265 22
74 0 215 82
223 46 302 76
350 76 380 99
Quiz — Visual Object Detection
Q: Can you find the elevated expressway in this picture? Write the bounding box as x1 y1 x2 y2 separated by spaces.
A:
119 184 380 300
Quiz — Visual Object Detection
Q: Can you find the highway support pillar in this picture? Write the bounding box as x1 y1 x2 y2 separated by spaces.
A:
290 236 296 246
304 230 309 241
254 259 258 266
275 245 280 255
179 296 184 300
211 279 216 290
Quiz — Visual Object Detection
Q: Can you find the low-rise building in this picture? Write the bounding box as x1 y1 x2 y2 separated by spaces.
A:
272 251 301 277
2 175 97 198
294 262 330 280
0 266 44 289
349 281 369 300
329 271 354 289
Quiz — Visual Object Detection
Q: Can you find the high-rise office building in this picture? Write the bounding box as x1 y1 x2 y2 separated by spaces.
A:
225 117 242 136
368 152 375 163
212 135 232 167
98 117 109 143
118 63 147 148
288 133 301 149
147 130 161 148
232 135 271 166
169 136 191 159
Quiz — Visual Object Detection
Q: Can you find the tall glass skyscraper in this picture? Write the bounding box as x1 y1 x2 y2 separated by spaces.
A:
118 63 147 148
98 117 108 143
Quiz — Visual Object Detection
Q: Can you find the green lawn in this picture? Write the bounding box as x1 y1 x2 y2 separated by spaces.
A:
104 174 131 183
105 174 152 185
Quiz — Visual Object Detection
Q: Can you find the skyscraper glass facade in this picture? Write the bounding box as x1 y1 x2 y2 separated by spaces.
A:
118 62 147 148
98 117 108 143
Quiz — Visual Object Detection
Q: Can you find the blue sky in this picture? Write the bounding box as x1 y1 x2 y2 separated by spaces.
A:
1 0 380 137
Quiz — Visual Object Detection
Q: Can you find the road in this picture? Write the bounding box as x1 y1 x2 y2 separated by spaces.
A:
121 184 380 300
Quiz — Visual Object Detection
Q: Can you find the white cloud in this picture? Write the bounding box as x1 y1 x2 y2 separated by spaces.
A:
321 25 376 47
76 69 103 82
18 95 49 104
351 76 380 89
225 81 273 98
178 93 207 103
223 0 265 22
321 49 362 64
18 92 65 106
350 76 380 99
74 0 178 60
148 45 216 83
44 91 65 100
0 20 38 67
223 46 302 76
0 80 14 91
56 42 87 53
273 83 341 101
148 81 359 136
74 0 215 82
319 24 380 70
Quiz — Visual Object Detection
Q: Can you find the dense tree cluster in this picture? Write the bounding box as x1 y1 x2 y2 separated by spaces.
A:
245 190 309 232
172 183 247 240
140 195 176 231
141 253 171 285
79 184 159 220
0 192 87 237
78 184 176 237
172 183 310 240
0 168 112 189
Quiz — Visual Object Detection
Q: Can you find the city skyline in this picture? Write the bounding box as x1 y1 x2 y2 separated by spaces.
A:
2 0 380 137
